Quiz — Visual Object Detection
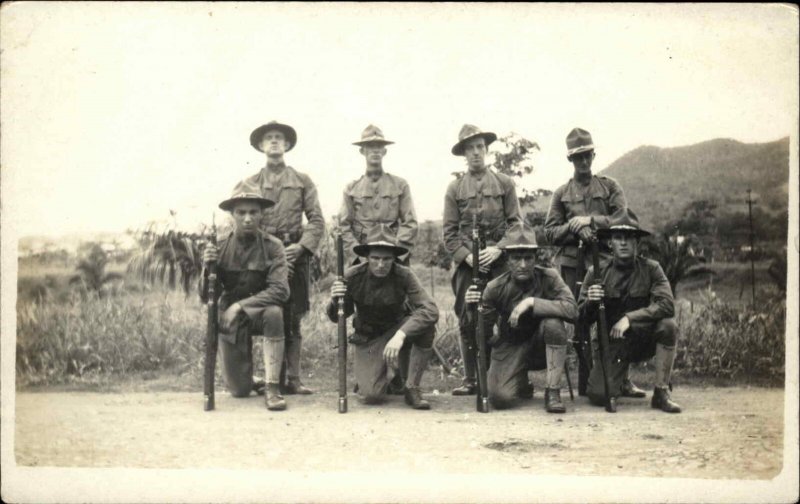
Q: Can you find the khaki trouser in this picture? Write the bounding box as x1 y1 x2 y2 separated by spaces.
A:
488 318 568 409
220 305 284 397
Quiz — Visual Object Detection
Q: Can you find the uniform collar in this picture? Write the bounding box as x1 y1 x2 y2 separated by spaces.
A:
265 160 287 172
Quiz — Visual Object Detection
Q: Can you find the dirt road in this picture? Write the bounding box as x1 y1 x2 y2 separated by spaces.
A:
15 387 783 479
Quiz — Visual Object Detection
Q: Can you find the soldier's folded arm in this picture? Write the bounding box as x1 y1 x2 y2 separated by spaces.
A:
590 177 627 230
543 185 575 245
297 173 326 255
338 185 361 266
396 180 419 262
398 267 439 336
442 183 471 266
237 238 291 320
502 177 523 229
531 269 579 322
625 261 675 324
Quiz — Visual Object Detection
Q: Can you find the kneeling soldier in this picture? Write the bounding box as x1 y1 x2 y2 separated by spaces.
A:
465 223 578 412
578 208 682 413
327 225 439 409
201 181 290 410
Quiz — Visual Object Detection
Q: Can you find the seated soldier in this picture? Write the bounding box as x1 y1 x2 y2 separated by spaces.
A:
327 225 439 409
465 223 578 412
200 181 290 411
578 208 682 413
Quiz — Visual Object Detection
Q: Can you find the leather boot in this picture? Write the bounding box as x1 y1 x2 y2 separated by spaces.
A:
545 388 566 414
452 380 477 396
265 383 287 411
252 379 266 396
404 387 431 410
284 378 313 395
453 332 477 395
621 379 647 398
651 386 681 413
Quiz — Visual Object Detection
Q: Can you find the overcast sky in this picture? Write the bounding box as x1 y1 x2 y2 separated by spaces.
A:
2 3 797 240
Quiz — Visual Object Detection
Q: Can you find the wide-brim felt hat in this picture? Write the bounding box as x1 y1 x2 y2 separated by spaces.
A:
353 224 408 257
219 180 275 211
566 127 595 157
451 124 497 156
497 223 539 250
596 208 651 238
250 121 297 152
353 124 394 146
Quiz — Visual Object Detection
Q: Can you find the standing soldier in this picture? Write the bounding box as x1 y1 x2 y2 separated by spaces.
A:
339 124 419 394
243 121 325 395
443 124 522 396
327 226 439 409
577 208 682 413
339 124 418 266
544 127 633 396
200 181 290 410
465 223 578 412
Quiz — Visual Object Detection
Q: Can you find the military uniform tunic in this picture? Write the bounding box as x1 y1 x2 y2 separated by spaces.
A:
241 163 325 313
480 267 577 404
326 262 439 397
544 175 626 277
442 169 522 380
200 231 289 396
578 256 678 403
339 172 418 266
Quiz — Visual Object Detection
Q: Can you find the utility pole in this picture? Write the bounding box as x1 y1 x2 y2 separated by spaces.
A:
746 189 756 305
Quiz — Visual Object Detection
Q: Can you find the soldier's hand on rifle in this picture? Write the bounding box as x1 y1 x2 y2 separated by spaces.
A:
465 285 481 304
610 316 630 339
577 226 595 243
568 216 593 234
509 297 535 328
203 244 219 265
586 284 605 303
284 243 303 264
478 246 502 270
331 279 347 300
383 330 406 369
220 303 243 333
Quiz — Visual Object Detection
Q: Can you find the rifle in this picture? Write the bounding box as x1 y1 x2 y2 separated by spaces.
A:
589 235 617 413
472 207 490 413
203 214 219 411
335 229 348 413
573 240 592 396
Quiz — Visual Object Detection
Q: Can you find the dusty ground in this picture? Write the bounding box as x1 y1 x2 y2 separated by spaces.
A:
14 386 783 479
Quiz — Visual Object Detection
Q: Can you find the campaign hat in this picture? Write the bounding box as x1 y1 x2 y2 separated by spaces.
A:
250 121 297 152
451 124 497 156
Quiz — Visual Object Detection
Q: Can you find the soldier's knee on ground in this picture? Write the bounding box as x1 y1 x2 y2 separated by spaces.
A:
654 318 678 347
360 392 386 405
259 305 284 337
541 318 568 346
489 391 517 410
227 381 253 398
587 392 606 407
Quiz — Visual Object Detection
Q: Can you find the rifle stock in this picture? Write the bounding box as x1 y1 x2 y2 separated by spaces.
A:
472 212 490 413
589 237 617 413
203 219 219 411
573 241 591 396
336 231 348 413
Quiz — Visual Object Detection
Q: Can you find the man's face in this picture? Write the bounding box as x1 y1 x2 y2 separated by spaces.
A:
231 201 263 236
569 150 595 176
609 232 638 261
259 130 290 157
507 250 537 283
463 137 487 170
367 248 395 278
360 144 387 167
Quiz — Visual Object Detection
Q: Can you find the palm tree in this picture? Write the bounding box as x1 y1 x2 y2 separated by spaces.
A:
69 244 124 293
126 225 208 295
639 234 716 294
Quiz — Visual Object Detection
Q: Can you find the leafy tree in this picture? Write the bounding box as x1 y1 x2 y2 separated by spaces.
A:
127 223 207 295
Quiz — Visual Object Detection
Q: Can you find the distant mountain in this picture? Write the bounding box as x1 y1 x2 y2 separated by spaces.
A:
598 137 790 232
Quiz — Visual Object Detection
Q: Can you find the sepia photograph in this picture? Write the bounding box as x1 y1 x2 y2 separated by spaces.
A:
1 2 798 503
